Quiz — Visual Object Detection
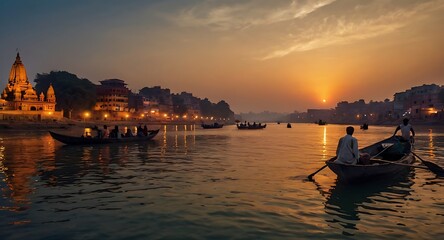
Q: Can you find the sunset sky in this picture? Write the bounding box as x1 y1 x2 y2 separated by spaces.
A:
1 0 444 113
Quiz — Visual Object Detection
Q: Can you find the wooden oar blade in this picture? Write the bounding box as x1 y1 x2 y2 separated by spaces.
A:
421 161 444 177
412 152 444 177
307 164 328 181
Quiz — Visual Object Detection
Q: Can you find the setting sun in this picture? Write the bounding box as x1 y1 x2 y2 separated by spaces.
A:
322 99 327 103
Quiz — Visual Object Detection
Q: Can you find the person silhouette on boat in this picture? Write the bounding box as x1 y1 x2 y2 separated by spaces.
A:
111 125 121 139
393 118 415 152
143 125 148 136
393 118 415 141
103 125 110 138
334 126 360 165
92 125 102 138
137 125 144 137
125 128 134 137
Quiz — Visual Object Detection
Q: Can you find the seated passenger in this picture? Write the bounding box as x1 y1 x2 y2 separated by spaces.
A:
125 128 134 137
103 125 110 138
334 126 359 165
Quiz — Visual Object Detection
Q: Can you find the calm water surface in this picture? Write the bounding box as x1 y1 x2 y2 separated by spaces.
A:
1 123 443 239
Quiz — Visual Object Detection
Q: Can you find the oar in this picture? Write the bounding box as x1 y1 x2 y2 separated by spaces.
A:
371 159 429 169
411 152 444 177
369 143 393 160
307 164 329 181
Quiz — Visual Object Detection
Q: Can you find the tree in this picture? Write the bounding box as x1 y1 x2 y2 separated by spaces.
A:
34 71 97 117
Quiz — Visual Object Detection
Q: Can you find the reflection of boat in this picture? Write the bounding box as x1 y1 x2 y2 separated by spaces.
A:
326 136 415 182
236 123 266 130
323 175 413 235
201 123 223 129
49 129 159 145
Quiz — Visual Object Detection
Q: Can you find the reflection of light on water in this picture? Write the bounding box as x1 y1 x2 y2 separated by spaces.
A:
175 128 178 148
428 129 435 158
322 126 327 159
161 125 167 157
184 125 187 153
0 142 7 176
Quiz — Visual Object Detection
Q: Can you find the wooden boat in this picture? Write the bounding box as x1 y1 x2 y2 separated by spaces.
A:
201 123 223 129
360 123 369 130
236 123 266 130
318 120 327 125
326 136 415 182
49 129 160 145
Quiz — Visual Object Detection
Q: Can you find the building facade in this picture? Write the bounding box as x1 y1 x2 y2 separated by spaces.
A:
94 79 131 120
0 53 62 121
393 84 443 121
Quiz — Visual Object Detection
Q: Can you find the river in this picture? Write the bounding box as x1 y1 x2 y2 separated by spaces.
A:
0 123 443 239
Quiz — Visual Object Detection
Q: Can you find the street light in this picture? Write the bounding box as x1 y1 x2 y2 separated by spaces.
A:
84 112 90 122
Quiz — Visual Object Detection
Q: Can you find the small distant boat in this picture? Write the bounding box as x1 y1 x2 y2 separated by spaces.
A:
318 120 327 125
326 136 414 182
236 123 266 130
361 123 369 130
287 123 292 128
201 123 223 129
49 129 159 145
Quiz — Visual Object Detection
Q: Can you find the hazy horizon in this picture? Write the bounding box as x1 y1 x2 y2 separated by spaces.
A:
1 0 444 113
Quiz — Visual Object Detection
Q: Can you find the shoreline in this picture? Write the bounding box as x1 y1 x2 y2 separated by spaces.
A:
1 119 442 131
0 119 215 130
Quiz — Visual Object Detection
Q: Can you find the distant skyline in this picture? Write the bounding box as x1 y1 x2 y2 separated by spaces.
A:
1 0 444 113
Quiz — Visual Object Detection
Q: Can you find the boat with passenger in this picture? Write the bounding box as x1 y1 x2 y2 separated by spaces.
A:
236 122 266 130
317 120 327 125
201 123 223 129
49 129 159 145
360 123 369 130
325 136 415 182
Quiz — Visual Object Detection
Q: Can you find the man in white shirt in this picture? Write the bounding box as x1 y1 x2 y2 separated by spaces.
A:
393 118 415 141
393 118 415 153
334 126 359 165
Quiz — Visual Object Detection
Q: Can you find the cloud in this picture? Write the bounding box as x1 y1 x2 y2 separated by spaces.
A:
261 0 444 60
174 0 336 31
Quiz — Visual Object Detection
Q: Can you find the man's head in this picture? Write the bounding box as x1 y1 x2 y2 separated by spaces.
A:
346 126 354 135
403 118 409 125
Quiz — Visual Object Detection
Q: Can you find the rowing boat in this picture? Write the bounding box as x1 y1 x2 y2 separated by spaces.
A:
201 123 224 129
49 129 160 145
236 124 266 130
326 136 415 182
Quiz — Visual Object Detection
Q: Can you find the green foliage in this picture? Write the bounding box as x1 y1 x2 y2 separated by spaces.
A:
200 98 234 118
34 71 97 113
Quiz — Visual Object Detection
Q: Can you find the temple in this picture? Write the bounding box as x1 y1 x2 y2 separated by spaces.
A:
0 53 63 121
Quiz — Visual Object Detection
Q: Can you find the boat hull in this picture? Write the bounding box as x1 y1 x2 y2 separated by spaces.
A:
49 129 159 145
326 136 415 182
201 124 223 129
236 124 266 130
326 154 414 183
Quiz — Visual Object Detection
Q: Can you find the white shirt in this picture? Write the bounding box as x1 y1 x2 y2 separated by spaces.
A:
399 124 412 140
335 134 359 165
